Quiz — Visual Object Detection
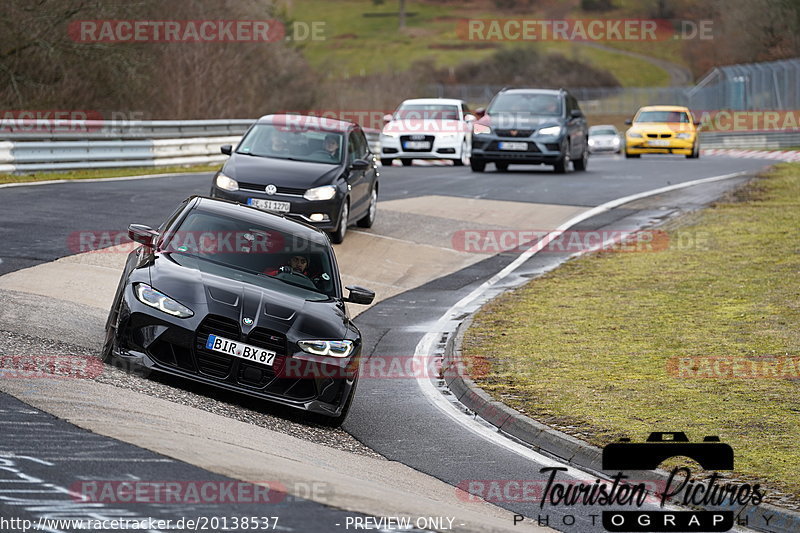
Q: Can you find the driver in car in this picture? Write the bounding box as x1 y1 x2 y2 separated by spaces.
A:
323 134 340 160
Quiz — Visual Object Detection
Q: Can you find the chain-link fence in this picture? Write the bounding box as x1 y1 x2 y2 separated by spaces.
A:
427 58 800 114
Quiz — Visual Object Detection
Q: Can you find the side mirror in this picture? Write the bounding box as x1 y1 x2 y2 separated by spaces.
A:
350 159 370 170
383 113 394 123
128 224 159 246
570 109 583 118
220 145 232 155
624 119 633 125
474 107 486 119
464 113 476 122
345 285 375 305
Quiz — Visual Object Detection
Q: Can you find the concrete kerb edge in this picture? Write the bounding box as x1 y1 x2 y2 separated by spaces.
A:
442 225 800 533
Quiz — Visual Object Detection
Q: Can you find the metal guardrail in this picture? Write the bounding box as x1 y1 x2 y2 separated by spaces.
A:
699 130 800 149
1 120 381 173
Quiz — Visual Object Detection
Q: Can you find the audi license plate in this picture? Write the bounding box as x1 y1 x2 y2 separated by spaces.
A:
403 141 430 150
498 142 528 150
248 198 290 213
205 334 277 366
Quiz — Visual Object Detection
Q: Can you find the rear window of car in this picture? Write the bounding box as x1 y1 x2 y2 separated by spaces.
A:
488 93 562 116
590 127 618 135
635 111 690 123
162 211 337 299
395 104 460 121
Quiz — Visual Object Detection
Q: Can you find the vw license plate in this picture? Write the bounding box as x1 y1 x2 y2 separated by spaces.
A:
205 334 277 366
248 198 290 213
498 142 528 151
647 139 671 147
403 141 430 149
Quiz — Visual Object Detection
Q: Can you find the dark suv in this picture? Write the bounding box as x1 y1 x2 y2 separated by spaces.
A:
470 88 588 174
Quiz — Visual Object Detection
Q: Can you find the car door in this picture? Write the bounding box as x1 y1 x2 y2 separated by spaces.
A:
346 129 370 218
566 94 587 158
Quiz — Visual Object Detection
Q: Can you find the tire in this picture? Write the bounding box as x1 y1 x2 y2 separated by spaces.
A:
553 142 569 173
356 186 377 228
495 162 509 172
101 298 122 363
401 159 413 167
452 140 467 166
380 158 393 166
686 141 700 159
573 144 588 171
328 200 349 244
470 158 486 172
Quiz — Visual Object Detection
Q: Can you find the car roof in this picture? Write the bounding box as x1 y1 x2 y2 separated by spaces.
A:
255 114 353 132
589 124 618 130
500 88 563 96
636 105 691 112
399 98 464 106
191 197 331 245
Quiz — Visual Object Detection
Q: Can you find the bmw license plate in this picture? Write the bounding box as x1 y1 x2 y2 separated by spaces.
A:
403 141 430 149
498 142 528 150
206 334 277 366
647 139 670 147
248 198 290 213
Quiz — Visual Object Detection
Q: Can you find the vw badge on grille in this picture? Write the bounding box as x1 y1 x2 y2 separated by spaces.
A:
242 317 254 326
265 184 277 195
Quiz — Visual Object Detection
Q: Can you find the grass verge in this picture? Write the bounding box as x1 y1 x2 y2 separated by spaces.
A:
463 163 800 505
0 164 221 185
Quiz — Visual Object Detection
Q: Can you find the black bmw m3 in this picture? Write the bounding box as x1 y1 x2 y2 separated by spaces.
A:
102 196 375 426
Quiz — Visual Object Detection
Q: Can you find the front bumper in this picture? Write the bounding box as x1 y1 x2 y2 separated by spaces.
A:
112 294 358 417
471 135 564 164
211 186 341 232
625 137 694 155
380 134 463 159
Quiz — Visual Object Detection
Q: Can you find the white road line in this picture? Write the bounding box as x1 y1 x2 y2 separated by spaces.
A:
414 170 750 473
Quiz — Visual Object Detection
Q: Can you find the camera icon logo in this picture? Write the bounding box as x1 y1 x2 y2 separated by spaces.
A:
602 431 734 471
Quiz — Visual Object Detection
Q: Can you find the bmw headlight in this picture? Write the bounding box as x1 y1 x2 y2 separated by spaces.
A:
676 132 692 139
304 185 337 201
298 340 354 358
215 173 238 192
134 283 193 318
473 123 491 135
628 132 643 138
537 126 563 136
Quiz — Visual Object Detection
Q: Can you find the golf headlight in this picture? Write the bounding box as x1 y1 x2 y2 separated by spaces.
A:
676 132 692 139
134 283 193 318
215 173 238 191
473 123 491 135
628 132 643 138
537 126 562 136
298 340 354 358
304 185 337 201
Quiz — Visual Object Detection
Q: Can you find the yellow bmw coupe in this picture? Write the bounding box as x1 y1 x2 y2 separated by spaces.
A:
624 105 700 159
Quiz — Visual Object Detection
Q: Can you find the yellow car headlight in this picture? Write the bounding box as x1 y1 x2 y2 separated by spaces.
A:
628 132 643 139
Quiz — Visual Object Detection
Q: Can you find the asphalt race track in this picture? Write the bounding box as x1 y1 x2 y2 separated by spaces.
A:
0 153 773 532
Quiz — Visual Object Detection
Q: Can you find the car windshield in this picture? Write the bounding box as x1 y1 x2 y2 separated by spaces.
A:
394 104 460 121
236 123 344 164
635 111 690 123
161 210 338 300
488 93 562 116
590 127 618 136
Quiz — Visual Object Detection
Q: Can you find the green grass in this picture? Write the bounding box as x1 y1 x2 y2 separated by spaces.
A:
288 0 671 87
0 164 221 185
463 164 800 503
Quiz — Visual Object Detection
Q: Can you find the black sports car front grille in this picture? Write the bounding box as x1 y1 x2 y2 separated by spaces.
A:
196 315 240 378
494 129 534 138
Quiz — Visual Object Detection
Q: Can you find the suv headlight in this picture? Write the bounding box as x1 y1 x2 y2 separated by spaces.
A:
304 185 337 201
473 123 491 135
298 340 354 358
134 283 193 318
537 126 563 136
215 173 238 191
676 132 692 139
